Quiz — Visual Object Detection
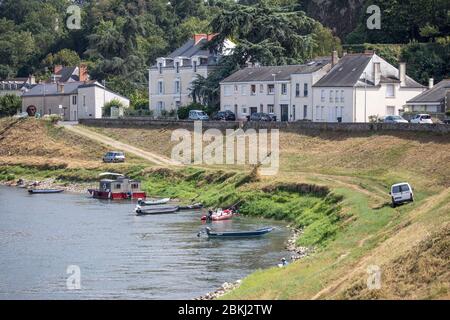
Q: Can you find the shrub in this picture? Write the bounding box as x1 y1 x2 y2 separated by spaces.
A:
0 94 21 117
103 99 125 117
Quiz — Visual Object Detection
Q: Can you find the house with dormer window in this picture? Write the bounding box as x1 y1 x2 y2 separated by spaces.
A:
149 34 235 115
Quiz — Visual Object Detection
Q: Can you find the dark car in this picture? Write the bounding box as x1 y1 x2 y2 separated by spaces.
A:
212 110 236 121
443 118 450 124
250 112 272 122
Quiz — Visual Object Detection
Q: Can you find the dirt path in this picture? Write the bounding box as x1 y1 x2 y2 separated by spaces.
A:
59 123 180 166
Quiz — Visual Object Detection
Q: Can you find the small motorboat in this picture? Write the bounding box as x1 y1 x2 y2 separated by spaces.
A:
179 203 203 210
200 227 274 238
201 209 234 221
135 205 179 216
137 198 171 206
28 189 64 194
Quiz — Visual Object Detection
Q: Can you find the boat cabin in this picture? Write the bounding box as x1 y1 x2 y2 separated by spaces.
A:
99 177 142 194
88 173 146 200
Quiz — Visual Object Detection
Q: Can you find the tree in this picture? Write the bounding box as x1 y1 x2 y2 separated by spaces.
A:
0 94 21 117
42 49 81 69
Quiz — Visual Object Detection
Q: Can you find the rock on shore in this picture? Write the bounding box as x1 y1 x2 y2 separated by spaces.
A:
196 280 242 300
1 178 95 194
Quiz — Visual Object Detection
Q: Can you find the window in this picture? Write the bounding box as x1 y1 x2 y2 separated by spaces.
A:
234 85 239 93
158 81 164 94
157 101 164 111
241 85 246 95
321 90 325 102
267 104 274 113
175 62 180 73
259 84 264 93
281 83 287 95
174 80 180 94
386 106 395 115
296 83 300 97
321 106 325 121
315 106 320 120
115 184 121 190
386 84 395 97
340 90 345 103
251 84 256 95
158 62 163 74
72 95 77 105
241 106 247 114
260 104 264 112
268 84 275 95
193 61 197 72
329 90 334 103
223 85 232 96
292 105 296 120
131 183 139 189
303 105 308 119
304 84 308 97
83 95 86 107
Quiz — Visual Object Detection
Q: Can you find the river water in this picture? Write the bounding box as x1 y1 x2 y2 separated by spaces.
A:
0 186 290 299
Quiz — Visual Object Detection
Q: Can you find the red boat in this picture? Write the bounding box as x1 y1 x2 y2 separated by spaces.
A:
88 172 146 200
201 209 234 221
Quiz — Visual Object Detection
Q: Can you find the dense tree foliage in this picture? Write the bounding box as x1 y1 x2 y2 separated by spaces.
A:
346 0 450 44
0 94 22 117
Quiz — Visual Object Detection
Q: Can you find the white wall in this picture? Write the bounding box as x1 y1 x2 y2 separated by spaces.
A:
77 85 129 119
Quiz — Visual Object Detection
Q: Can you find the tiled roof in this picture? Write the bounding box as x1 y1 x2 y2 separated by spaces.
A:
55 66 78 82
22 82 83 96
314 53 424 88
407 79 450 103
221 58 331 83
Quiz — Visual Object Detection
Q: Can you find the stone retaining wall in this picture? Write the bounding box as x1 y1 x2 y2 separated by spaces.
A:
79 118 450 134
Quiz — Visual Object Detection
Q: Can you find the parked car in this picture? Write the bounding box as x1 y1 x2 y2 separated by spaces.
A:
103 151 126 163
390 182 414 207
211 110 236 121
188 110 209 121
250 112 272 122
410 114 433 124
443 118 450 124
268 113 277 121
383 115 408 123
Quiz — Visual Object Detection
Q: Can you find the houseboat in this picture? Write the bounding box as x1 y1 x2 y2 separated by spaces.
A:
88 172 146 200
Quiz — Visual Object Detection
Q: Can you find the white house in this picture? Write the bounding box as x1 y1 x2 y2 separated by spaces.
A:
405 79 449 119
21 81 129 120
149 34 235 115
312 52 426 122
219 58 332 121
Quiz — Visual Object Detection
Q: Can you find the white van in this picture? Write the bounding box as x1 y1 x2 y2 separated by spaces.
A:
390 182 414 207
188 110 209 121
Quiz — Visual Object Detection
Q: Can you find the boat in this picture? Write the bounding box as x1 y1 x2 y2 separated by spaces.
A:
137 198 170 206
88 172 146 200
179 203 203 210
201 227 274 238
135 205 179 216
28 189 64 194
201 209 234 221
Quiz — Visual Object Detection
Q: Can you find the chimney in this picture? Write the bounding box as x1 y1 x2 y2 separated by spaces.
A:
54 65 63 75
193 34 207 45
28 75 36 85
399 62 406 87
57 83 64 93
332 50 339 67
428 78 434 89
373 62 381 86
79 64 88 82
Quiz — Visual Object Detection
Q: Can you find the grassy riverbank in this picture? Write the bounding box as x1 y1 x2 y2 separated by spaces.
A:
1 118 449 299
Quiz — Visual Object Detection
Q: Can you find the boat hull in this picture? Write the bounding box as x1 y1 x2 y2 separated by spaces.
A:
135 206 179 216
206 227 274 238
88 189 146 200
28 189 64 194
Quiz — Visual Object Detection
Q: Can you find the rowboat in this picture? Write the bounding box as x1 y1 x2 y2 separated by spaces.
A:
137 198 170 206
201 227 274 238
28 189 64 194
135 205 179 216
179 203 203 210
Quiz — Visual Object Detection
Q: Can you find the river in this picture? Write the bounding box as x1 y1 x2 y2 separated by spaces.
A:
0 186 290 299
